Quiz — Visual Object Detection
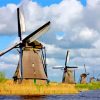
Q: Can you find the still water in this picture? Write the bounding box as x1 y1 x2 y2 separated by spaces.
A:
0 90 100 100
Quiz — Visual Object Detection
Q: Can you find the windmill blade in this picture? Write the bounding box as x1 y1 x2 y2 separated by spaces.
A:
52 66 64 69
23 21 50 44
86 73 89 75
17 8 25 39
19 8 25 33
83 64 89 76
66 66 78 69
0 8 25 57
44 47 48 77
17 8 21 40
65 50 70 67
17 7 24 80
62 50 70 83
84 64 87 73
0 41 21 56
0 21 50 57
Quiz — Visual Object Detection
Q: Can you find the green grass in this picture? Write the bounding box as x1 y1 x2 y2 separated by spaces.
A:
0 72 7 82
76 82 100 91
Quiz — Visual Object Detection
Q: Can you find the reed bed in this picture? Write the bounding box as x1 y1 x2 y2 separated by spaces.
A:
0 80 78 95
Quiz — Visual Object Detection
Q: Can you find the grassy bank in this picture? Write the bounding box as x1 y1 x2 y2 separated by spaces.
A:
76 82 100 91
0 80 78 95
0 79 100 95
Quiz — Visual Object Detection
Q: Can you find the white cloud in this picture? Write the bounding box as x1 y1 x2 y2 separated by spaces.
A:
46 58 57 66
87 0 100 8
78 28 98 41
0 61 16 70
0 4 17 34
0 54 19 64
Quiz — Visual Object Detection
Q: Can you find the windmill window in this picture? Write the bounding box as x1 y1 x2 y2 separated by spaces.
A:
34 71 36 75
32 63 35 67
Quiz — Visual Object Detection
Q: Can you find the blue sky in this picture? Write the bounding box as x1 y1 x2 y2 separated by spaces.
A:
0 0 20 6
81 0 87 6
0 0 86 6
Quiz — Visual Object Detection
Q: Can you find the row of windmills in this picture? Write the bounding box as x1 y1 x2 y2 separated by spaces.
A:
53 51 99 84
0 7 99 84
80 64 100 84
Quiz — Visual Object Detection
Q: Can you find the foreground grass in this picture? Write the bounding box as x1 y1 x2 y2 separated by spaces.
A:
76 82 100 91
0 80 78 95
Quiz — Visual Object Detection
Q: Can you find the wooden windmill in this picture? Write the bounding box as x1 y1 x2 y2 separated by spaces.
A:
90 70 95 83
80 64 89 84
53 50 78 84
0 8 51 84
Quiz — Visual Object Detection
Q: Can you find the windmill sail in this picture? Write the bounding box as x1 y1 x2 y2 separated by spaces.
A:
17 8 25 34
0 41 21 56
17 7 25 80
0 21 50 57
65 50 70 67
84 64 86 73
52 66 64 69
52 66 77 69
66 50 70 64
23 21 50 43
19 9 25 33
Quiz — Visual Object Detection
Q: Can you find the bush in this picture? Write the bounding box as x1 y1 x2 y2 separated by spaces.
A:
0 72 7 82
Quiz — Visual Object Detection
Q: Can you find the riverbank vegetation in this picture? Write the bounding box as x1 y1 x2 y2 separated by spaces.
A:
0 80 78 95
0 72 100 95
76 82 100 91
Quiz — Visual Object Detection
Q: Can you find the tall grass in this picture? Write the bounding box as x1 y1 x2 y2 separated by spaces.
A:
0 80 78 95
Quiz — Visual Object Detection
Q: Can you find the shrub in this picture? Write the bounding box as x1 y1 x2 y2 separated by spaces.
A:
0 72 7 82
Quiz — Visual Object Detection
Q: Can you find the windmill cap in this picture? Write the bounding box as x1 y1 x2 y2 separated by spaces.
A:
67 50 70 52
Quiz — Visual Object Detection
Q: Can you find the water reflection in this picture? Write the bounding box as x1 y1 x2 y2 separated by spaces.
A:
20 95 46 100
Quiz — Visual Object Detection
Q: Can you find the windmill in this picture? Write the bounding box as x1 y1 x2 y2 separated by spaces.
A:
90 70 95 83
80 64 89 84
0 8 51 84
53 50 78 84
97 73 100 82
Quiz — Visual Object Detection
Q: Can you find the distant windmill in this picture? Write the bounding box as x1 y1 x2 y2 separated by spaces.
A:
0 8 51 84
53 50 78 84
80 64 89 84
90 70 95 83
97 73 100 82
